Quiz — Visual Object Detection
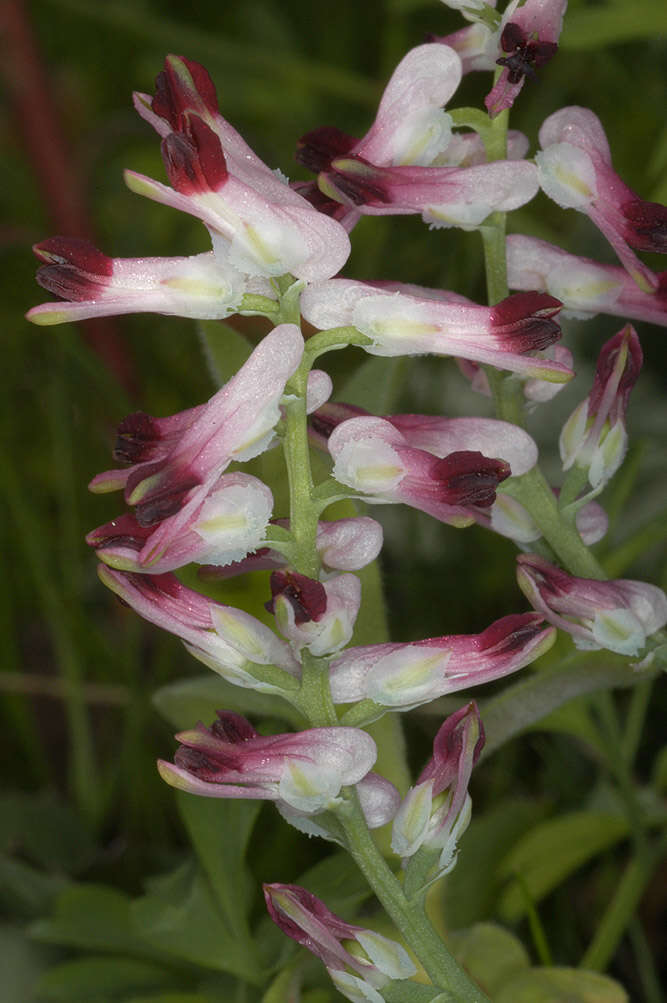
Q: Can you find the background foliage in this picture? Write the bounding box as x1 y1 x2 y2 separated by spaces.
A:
2 0 666 999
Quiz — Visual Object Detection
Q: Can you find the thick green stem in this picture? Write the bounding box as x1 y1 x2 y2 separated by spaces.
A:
338 796 490 1002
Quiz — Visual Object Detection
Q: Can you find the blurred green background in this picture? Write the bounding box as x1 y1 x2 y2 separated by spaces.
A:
2 0 666 999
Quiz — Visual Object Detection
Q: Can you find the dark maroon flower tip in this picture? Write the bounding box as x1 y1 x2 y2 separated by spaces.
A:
588 326 643 412
491 292 562 351
266 570 327 624
33 237 113 275
174 746 220 777
152 55 219 128
296 125 358 174
496 23 558 84
478 611 546 652
622 200 667 253
210 710 258 744
291 180 357 221
324 159 392 206
161 114 228 195
86 513 150 550
433 451 511 508
133 476 201 527
113 411 162 464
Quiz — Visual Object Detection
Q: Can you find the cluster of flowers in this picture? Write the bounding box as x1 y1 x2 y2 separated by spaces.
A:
28 0 667 996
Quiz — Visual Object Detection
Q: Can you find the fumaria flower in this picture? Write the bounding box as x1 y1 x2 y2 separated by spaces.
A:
560 325 642 489
329 613 556 709
536 106 667 292
296 43 539 229
158 710 377 814
507 234 667 327
318 409 539 527
98 565 300 694
517 554 667 656
266 570 361 657
392 702 484 877
88 324 303 573
264 883 416 1003
300 279 569 381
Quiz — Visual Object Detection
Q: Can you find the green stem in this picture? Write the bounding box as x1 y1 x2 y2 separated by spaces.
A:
580 831 667 972
338 796 490 1002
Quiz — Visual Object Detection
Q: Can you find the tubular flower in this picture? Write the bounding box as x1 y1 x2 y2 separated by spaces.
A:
327 415 513 527
536 106 667 292
560 326 642 490
296 43 539 229
507 235 667 327
27 240 260 326
87 471 273 573
485 0 567 118
328 613 556 709
266 571 361 657
98 565 300 693
300 279 568 381
88 324 303 572
516 555 667 656
263 883 417 1003
392 702 484 876
158 711 378 815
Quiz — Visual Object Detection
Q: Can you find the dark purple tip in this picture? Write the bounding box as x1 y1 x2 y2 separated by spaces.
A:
622 199 667 253
161 114 228 194
152 55 219 127
433 451 511 508
266 570 327 624
296 125 358 174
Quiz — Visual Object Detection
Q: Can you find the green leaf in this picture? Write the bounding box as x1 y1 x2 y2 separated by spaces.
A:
197 321 253 388
31 884 159 957
125 996 218 1003
36 956 179 1001
446 923 530 996
0 924 59 1003
497 813 630 922
0 854 67 918
131 860 264 983
440 799 548 928
495 966 628 1002
152 674 305 731
0 790 96 874
176 792 260 937
478 652 655 762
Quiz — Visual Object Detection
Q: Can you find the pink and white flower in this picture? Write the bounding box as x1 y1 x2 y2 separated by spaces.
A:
517 555 667 656
264 883 416 1003
301 279 569 381
507 235 667 327
159 710 378 814
560 326 642 489
329 613 556 708
392 702 484 876
88 324 302 572
536 106 667 292
98 565 300 693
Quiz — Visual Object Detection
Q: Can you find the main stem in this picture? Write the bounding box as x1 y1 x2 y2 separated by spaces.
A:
339 796 490 1002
